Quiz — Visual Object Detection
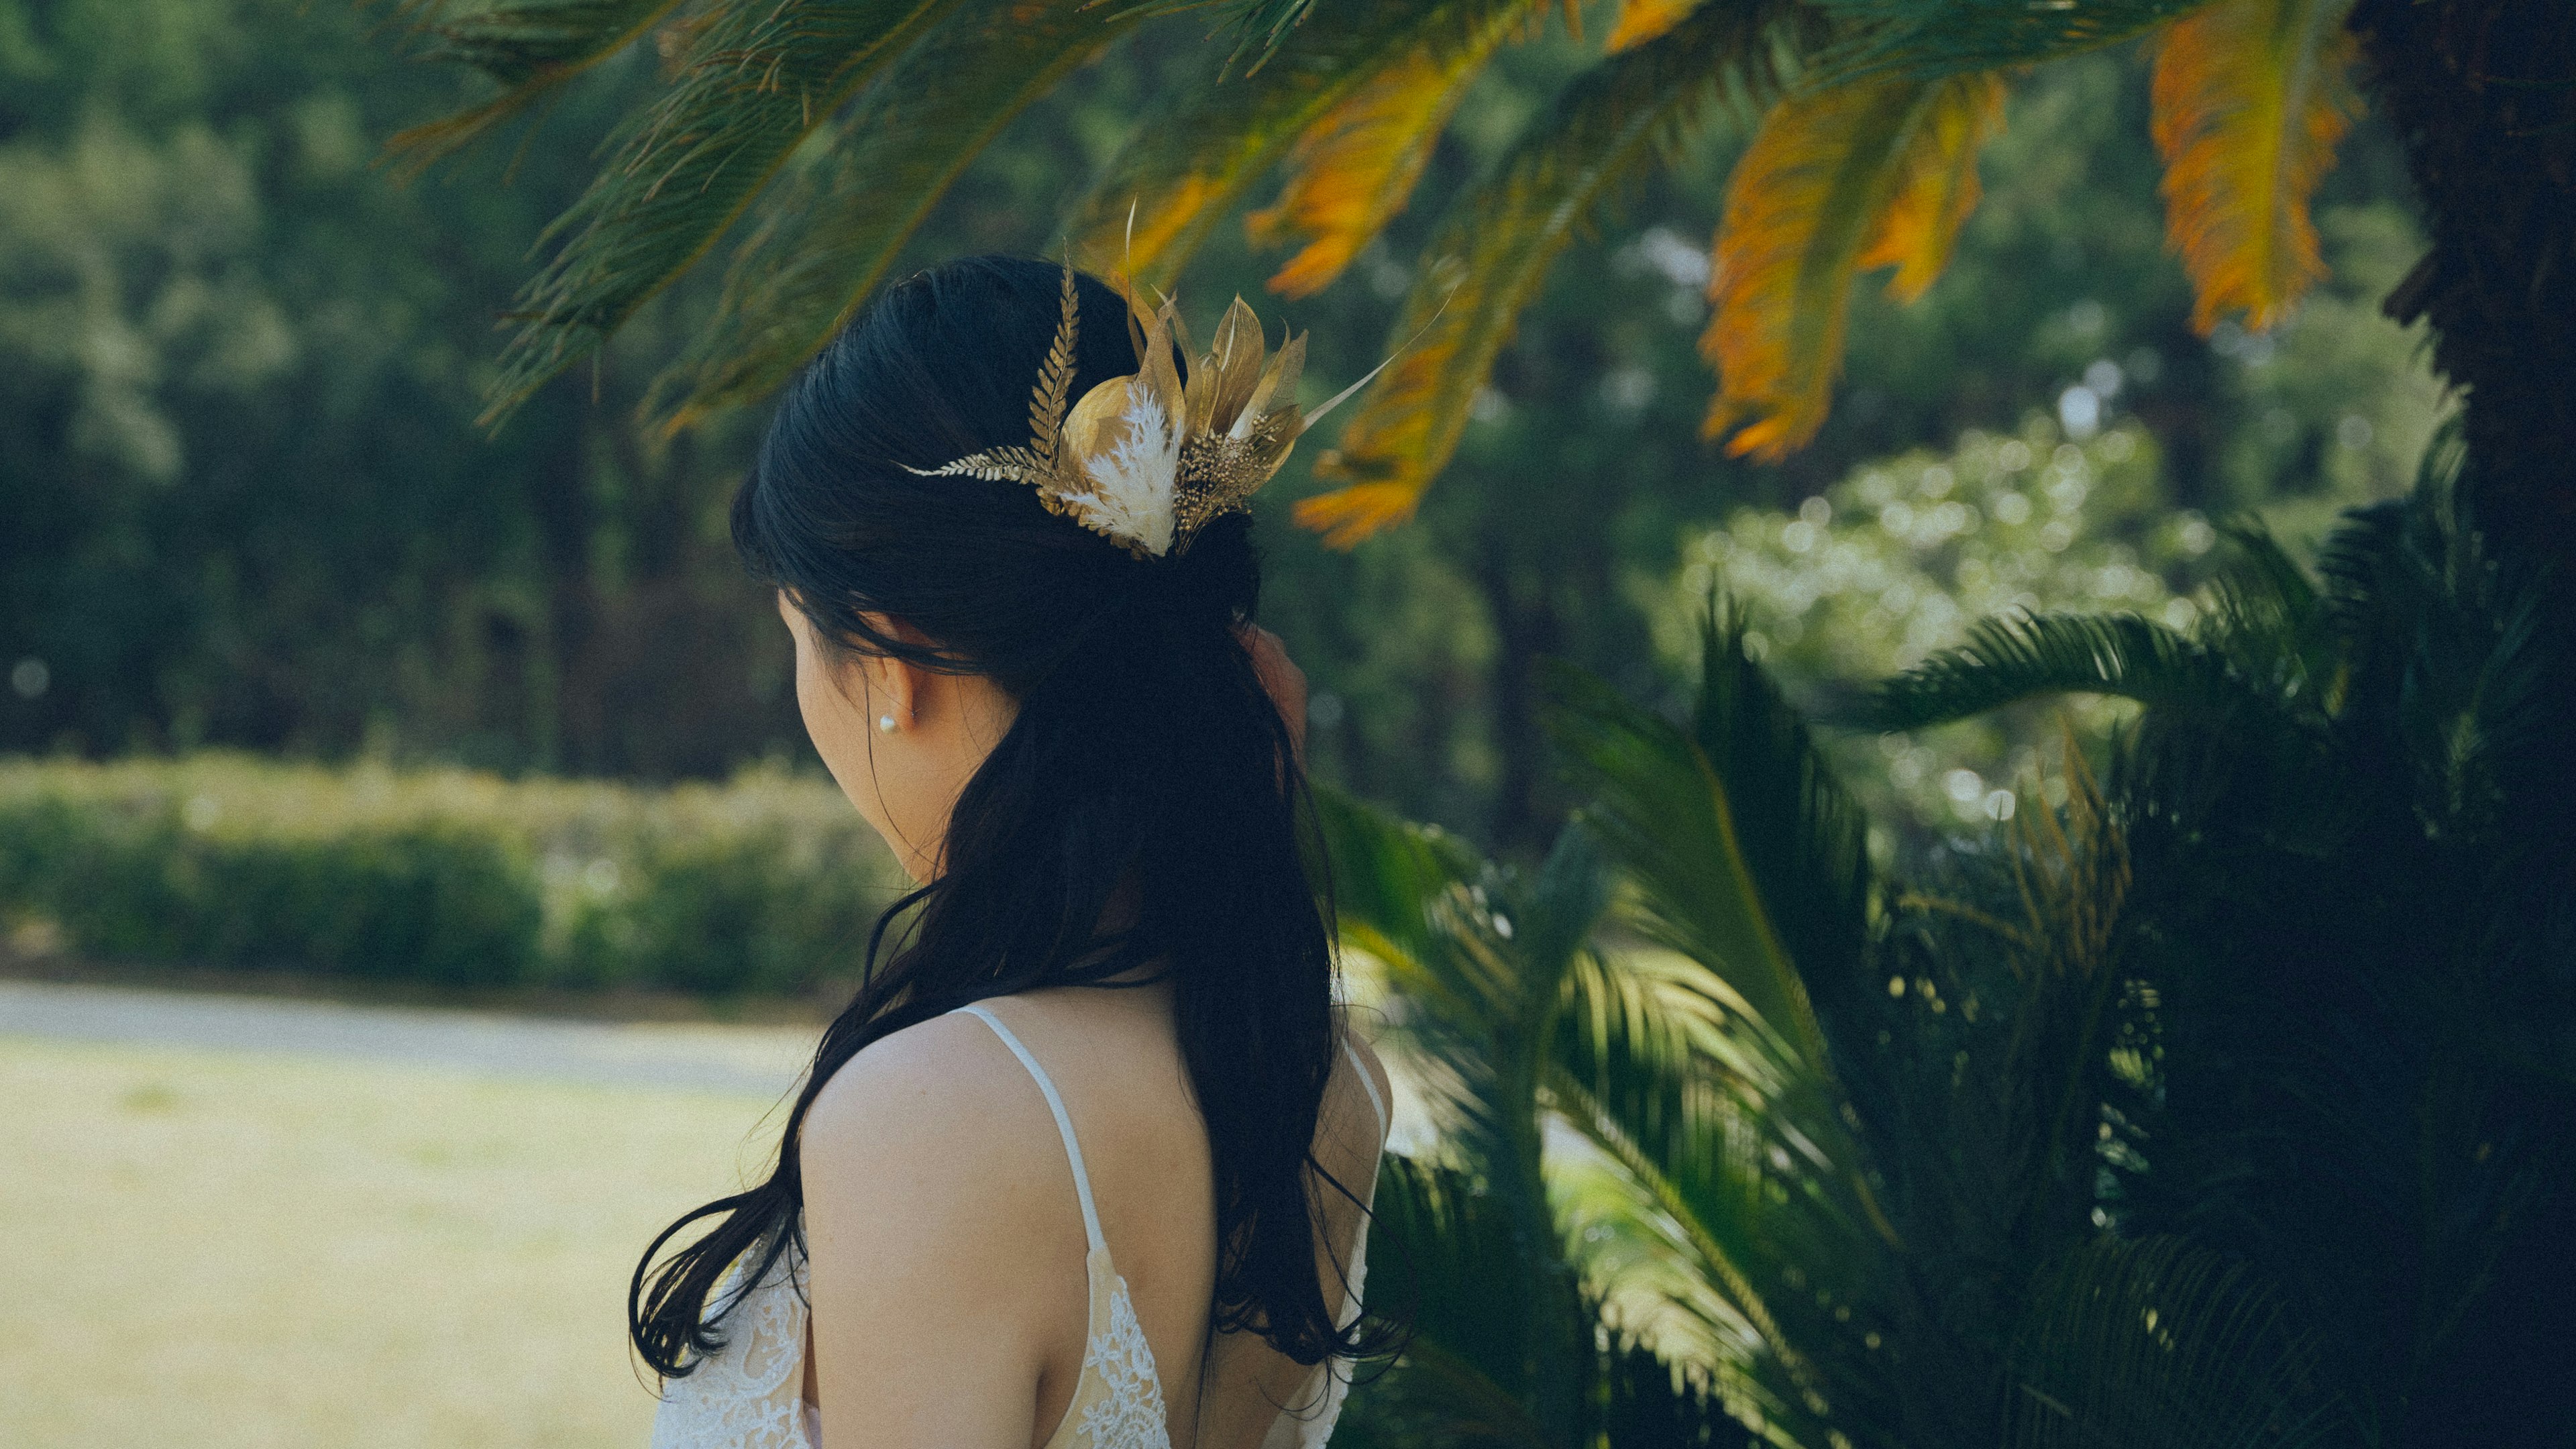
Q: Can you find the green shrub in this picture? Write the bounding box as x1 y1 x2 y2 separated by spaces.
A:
0 755 898 997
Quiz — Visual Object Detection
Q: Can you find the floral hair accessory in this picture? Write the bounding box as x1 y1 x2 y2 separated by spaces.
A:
905 261 1383 558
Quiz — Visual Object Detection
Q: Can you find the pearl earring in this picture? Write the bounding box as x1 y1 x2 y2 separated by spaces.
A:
877 713 898 733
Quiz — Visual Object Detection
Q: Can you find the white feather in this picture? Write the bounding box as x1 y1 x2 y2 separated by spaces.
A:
1062 387 1180 556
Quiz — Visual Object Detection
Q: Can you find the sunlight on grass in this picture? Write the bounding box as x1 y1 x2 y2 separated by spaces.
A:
0 1038 796 1449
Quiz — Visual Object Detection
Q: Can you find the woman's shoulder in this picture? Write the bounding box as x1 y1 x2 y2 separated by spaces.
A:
806 1008 1008 1111
796 1009 1062 1207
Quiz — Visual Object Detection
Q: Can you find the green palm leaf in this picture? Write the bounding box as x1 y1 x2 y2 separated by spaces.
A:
1547 1024 1839 1446
1293 0 1806 545
1110 0 1334 75
1849 610 2248 732
1358 1156 1561 1444
1542 596 1864 1077
2005 1236 2353 1449
477 0 970 420
1595 1332 1759 1449
1313 787 1486 1009
386 0 689 173
1069 0 1526 285
1806 0 2211 84
649 2 1141 423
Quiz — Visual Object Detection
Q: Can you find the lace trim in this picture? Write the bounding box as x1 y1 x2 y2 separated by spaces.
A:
1071 1274 1172 1449
649 1249 814 1449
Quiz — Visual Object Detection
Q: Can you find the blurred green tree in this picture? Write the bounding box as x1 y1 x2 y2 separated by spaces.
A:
0 0 790 775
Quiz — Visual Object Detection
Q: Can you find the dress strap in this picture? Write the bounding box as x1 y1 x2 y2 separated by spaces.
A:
954 1003 1107 1254
1340 1034 1389 1141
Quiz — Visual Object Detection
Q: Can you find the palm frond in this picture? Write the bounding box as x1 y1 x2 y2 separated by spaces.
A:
1246 5 1529 299
1803 0 2208 84
647 3 1136 425
1850 610 2249 732
2312 440 2557 843
1594 1332 1760 1449
1700 70 2004 458
1517 819 1617 989
2150 0 2363 333
2005 1236 2352 1449
1313 787 1484 986
2104 459 2576 1437
1541 596 1865 1091
1607 0 1703 52
1855 72 2004 302
1356 1155 1564 1444
1294 0 1803 545
1547 1124 1778 1395
1544 967 1849 1445
385 0 689 174
2194 521 2337 714
1108 0 1329 76
1071 1 1523 286
1984 741 2137 1212
1369 1157 1534 1364
476 0 967 421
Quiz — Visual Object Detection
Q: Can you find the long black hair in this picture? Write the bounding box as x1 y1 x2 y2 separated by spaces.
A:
631 255 1387 1377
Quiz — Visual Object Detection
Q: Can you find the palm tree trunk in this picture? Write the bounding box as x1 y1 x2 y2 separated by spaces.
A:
2347 0 2576 572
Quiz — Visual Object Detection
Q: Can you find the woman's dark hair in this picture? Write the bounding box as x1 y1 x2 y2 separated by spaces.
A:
631 255 1391 1379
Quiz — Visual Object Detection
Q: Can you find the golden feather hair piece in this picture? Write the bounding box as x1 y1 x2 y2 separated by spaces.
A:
906 260 1384 559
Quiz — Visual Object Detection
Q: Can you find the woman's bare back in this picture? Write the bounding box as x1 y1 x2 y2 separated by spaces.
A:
796 983 1390 1449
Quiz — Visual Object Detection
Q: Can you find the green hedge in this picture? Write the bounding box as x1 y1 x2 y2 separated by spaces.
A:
0 755 900 996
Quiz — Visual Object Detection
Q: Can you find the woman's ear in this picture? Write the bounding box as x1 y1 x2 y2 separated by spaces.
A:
854 612 928 731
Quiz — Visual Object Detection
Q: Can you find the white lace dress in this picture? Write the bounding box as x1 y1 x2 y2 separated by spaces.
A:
648 1005 1387 1449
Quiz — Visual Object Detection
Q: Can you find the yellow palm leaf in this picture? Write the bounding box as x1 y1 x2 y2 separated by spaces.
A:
2150 0 2362 333
1701 71 2004 460
1071 1 1540 289
1247 13 1526 300
1297 0 1794 546
1605 0 1697 52
1292 482 1432 549
1858 73 2004 303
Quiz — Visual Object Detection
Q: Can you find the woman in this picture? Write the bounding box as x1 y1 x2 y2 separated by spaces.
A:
636 254 1397 1449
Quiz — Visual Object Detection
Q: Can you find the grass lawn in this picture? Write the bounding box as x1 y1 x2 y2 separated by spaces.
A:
0 1036 796 1449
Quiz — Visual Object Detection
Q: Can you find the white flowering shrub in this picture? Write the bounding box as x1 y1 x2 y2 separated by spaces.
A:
1635 416 2212 841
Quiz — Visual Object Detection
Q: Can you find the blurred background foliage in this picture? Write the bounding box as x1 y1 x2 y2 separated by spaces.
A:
0 753 898 997
0 0 2439 854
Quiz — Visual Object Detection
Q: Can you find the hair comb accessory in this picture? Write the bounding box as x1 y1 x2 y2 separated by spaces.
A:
905 260 1387 559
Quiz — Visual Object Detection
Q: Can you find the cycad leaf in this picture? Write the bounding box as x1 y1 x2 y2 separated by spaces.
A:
1855 71 2004 301
2197 521 2338 704
1546 948 1815 1413
1246 8 1526 299
1071 1 1533 288
2150 0 2363 333
649 3 1136 423
1606 0 1699 52
1540 601 1862 1078
1313 790 1481 956
1517 820 1617 991
478 0 966 421
1595 1333 1756 1448
1355 1157 1558 1439
386 0 688 174
1295 0 1798 545
2006 1236 2352 1449
1851 610 2246 732
1111 0 1328 76
1701 69 2003 459
1803 0 2205 83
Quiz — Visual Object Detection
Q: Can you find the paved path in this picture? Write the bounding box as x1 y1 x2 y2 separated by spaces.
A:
0 978 815 1097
